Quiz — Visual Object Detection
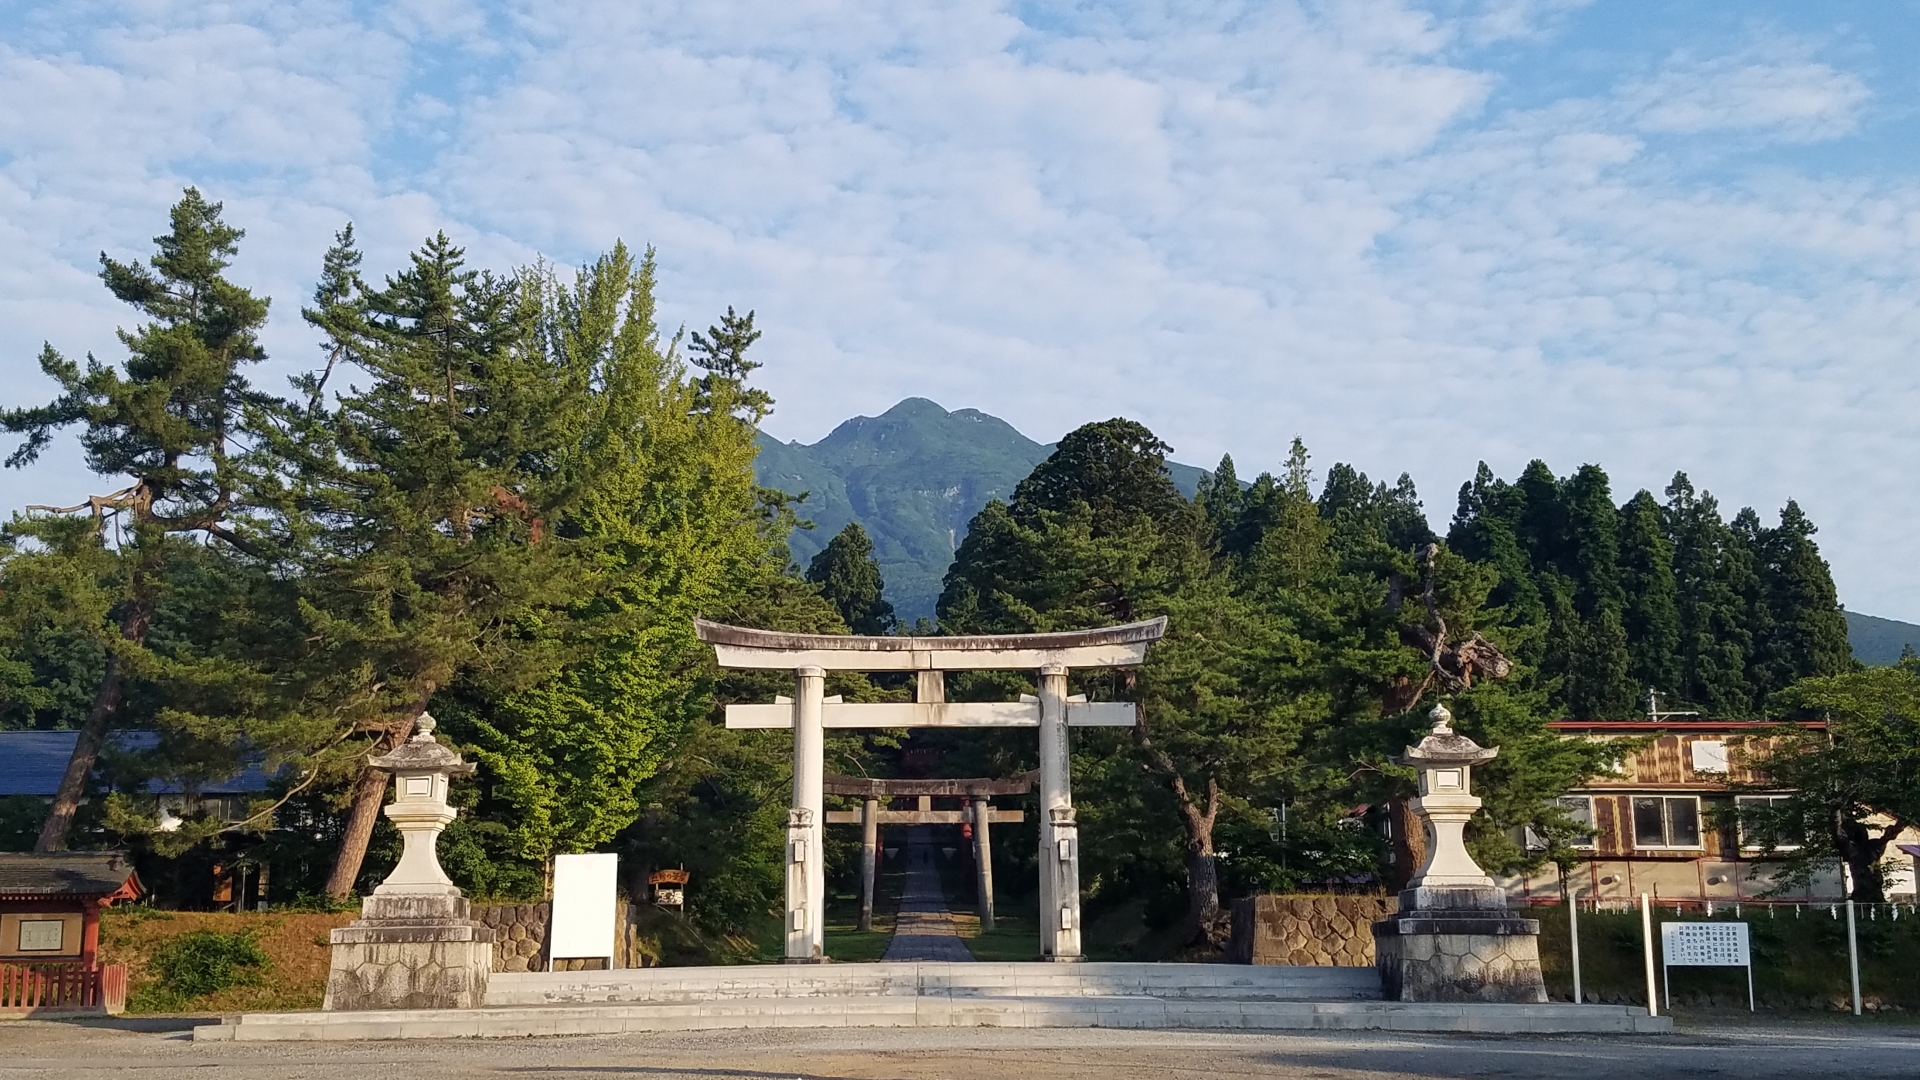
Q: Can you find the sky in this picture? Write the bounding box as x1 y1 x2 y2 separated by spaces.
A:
2 1 1918 619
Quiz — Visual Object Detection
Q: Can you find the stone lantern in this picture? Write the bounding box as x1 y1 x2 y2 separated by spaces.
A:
324 714 496 1011
1371 704 1547 1004
1401 704 1498 896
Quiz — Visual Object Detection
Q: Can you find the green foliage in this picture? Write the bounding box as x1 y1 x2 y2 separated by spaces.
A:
444 245 777 864
0 188 281 850
147 929 270 999
807 523 895 635
1737 662 1920 901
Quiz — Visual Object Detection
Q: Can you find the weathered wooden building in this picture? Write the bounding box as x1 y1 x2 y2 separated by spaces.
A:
1501 719 1918 905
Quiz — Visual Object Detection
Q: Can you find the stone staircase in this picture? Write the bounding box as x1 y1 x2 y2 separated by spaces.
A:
196 961 1671 1041
484 961 1384 1006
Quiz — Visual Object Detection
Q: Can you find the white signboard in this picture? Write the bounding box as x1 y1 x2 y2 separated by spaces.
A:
1661 921 1752 1010
18 919 64 952
549 853 618 970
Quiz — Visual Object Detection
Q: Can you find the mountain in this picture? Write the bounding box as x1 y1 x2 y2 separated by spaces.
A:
754 398 1211 623
1844 611 1920 666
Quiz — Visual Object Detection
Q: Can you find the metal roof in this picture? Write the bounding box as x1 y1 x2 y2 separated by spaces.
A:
0 730 276 797
0 851 139 898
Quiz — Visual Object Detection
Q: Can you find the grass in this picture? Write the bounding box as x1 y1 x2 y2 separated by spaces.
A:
820 857 906 963
99 907 354 1014
1534 903 1920 1012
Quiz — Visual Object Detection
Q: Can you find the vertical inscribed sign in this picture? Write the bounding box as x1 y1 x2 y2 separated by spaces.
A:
1661 921 1753 1011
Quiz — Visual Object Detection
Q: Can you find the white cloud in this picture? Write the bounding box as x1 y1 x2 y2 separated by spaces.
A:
0 1 1914 622
1623 48 1870 142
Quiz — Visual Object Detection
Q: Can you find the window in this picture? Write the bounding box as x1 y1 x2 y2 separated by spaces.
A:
1559 796 1597 848
1632 796 1702 849
1690 740 1729 774
1735 794 1803 851
1523 796 1596 850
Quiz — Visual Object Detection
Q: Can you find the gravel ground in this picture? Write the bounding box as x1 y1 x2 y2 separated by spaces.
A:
1 1015 1917 1079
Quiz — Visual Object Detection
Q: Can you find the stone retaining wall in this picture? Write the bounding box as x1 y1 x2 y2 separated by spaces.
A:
1227 894 1398 966
474 900 653 972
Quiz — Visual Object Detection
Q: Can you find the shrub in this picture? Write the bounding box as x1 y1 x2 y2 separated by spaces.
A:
149 930 271 999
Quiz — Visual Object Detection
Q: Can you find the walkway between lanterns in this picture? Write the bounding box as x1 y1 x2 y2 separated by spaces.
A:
882 826 973 962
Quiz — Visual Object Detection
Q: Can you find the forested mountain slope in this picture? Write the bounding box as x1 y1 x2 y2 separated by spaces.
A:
754 398 1208 621
1846 611 1920 665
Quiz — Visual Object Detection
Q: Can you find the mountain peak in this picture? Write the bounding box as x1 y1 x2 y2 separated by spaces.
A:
756 399 1208 622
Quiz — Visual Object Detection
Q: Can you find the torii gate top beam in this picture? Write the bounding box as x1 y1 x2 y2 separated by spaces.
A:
693 617 1166 672
822 772 1036 798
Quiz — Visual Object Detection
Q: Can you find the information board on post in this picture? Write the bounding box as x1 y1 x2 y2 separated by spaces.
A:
549 852 619 971
1661 921 1753 1011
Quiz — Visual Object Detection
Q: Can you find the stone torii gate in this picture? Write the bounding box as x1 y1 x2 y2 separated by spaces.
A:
694 617 1166 963
823 772 1032 932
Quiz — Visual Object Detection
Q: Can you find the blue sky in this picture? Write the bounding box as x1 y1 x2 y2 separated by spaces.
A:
2 1 1918 619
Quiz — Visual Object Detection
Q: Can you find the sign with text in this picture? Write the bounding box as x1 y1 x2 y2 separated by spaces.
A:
1661 921 1752 1010
1662 921 1750 966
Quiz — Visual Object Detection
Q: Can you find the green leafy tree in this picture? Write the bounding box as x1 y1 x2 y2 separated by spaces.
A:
806 523 895 635
1737 663 1920 902
0 189 274 850
447 245 781 866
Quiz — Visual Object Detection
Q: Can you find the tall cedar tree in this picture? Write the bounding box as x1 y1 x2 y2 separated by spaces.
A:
272 230 601 898
1617 490 1681 698
0 189 272 850
1449 461 1635 719
1753 501 1854 692
1665 473 1755 714
807 523 896 635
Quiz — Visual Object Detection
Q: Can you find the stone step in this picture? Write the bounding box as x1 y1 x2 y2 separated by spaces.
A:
483 962 1383 1006
195 995 1668 1042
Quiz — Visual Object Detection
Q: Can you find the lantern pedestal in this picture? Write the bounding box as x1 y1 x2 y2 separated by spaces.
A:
324 716 496 1011
1371 706 1546 1005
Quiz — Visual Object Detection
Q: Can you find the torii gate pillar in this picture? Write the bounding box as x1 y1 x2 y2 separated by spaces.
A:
1037 664 1080 960
787 666 826 962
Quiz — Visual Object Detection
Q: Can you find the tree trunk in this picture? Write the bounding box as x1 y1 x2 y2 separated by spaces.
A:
35 598 153 853
1387 797 1428 892
1170 775 1222 944
1186 842 1219 935
1836 819 1891 904
322 717 416 901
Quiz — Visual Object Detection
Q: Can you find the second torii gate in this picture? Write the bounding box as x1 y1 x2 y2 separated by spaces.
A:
695 616 1166 963
823 772 1032 932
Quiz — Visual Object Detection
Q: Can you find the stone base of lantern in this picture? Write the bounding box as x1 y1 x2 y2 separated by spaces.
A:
324 894 496 1011
1371 888 1547 1004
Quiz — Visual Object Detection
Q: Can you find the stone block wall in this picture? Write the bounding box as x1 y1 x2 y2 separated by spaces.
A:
474 900 654 972
1227 894 1398 966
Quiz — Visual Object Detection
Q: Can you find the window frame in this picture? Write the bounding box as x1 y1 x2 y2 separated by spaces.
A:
1556 795 1597 850
1735 793 1803 852
1630 794 1704 851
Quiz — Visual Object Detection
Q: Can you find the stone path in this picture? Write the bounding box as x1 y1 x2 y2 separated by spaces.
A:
882 825 974 962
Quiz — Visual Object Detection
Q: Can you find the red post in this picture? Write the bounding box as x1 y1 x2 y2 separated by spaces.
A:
81 899 100 970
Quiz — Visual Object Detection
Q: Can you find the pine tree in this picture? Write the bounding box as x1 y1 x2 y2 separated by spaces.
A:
0 189 274 850
267 229 604 898
807 523 896 635
1618 489 1680 698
